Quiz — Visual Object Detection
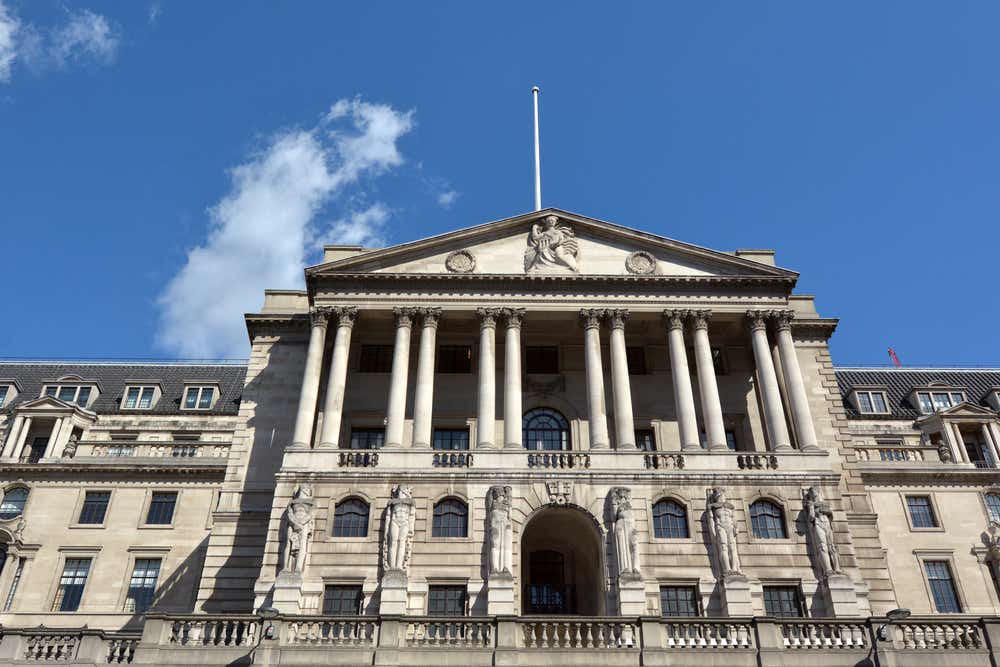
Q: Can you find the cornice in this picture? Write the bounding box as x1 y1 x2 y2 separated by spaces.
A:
860 467 1000 486
0 462 227 477
310 271 796 289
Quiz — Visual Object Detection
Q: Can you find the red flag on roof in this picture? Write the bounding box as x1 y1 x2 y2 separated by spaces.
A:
888 348 902 367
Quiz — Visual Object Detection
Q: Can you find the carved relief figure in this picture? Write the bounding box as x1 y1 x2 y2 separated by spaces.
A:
707 487 742 576
282 484 315 574
487 485 513 575
383 484 415 572
804 487 842 576
986 522 1000 563
524 215 579 273
610 487 641 577
61 435 78 459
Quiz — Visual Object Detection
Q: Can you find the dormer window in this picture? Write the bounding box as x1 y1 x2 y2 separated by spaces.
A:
916 390 966 414
0 385 10 408
43 384 94 408
855 390 889 414
182 385 217 410
122 386 158 410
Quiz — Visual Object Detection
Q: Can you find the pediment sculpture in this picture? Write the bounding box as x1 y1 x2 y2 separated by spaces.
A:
524 215 579 273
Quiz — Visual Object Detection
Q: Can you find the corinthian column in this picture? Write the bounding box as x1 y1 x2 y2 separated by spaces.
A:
664 309 700 451
503 308 525 449
580 309 610 450
773 311 820 451
690 310 727 451
318 307 358 448
290 307 332 449
412 308 442 448
747 310 792 451
476 308 501 448
607 309 636 450
385 308 416 449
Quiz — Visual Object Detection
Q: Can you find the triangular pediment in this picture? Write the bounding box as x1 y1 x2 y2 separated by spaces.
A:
307 209 798 280
935 402 998 418
15 396 96 419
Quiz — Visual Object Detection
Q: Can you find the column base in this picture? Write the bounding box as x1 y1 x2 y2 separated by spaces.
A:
288 441 310 451
503 443 522 450
681 443 703 452
708 442 729 451
772 444 795 453
799 444 823 453
476 442 496 449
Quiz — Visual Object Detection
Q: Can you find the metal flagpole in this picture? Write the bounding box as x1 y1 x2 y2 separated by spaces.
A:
532 86 542 211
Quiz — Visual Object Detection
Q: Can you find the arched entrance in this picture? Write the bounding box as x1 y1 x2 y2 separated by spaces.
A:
520 506 604 615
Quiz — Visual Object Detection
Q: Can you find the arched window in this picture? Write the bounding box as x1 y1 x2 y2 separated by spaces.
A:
0 488 28 521
432 498 468 538
522 408 570 451
749 500 787 539
986 493 1000 522
332 498 369 537
652 499 689 539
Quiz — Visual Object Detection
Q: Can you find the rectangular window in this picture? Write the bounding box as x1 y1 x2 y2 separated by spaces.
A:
52 558 92 612
359 345 393 373
107 445 134 457
525 346 559 374
906 495 938 528
659 585 700 617
437 345 472 373
762 585 804 618
725 429 738 451
711 347 726 374
4 557 24 611
348 428 384 450
635 429 655 452
626 346 647 375
925 561 962 613
182 386 214 410
124 558 161 613
428 585 466 616
46 385 91 406
22 436 47 463
0 386 8 408
918 393 934 414
145 492 178 525
322 584 363 615
432 429 469 451
78 491 111 525
123 386 156 410
855 390 888 414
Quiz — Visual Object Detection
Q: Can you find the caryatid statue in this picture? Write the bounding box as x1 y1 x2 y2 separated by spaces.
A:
610 487 641 578
382 484 415 573
487 485 513 575
707 487 742 577
804 487 842 577
282 484 315 574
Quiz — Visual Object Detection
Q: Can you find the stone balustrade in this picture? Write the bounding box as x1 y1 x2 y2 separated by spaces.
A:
779 620 868 649
76 440 231 460
526 452 591 469
519 618 638 649
854 444 934 464
403 618 493 647
338 451 379 467
165 615 260 647
0 628 142 664
644 453 686 469
285 616 378 646
737 453 779 470
433 452 473 468
896 620 983 649
660 619 753 648
22 633 80 662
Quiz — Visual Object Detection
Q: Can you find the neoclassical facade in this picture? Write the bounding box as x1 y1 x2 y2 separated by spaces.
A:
1 208 998 665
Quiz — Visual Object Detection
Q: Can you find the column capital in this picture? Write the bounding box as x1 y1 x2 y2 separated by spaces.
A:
476 307 502 328
417 307 443 328
663 308 689 331
502 307 526 328
393 307 419 328
745 309 773 332
688 309 712 330
771 309 794 331
309 306 334 327
579 308 606 330
606 308 630 330
333 306 359 328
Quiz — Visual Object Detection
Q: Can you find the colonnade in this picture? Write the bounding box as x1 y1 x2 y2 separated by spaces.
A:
287 306 820 453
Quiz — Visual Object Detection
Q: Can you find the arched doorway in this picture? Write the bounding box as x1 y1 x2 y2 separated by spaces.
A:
520 506 604 615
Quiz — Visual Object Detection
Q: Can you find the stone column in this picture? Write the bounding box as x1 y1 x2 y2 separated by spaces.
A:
664 309 700 451
385 308 416 449
981 423 1000 468
411 308 442 448
12 417 31 460
773 311 820 451
746 310 792 451
290 307 332 449
476 309 501 449
990 424 1000 467
951 423 970 463
318 307 358 448
42 418 62 458
1 415 24 458
607 309 636 450
503 308 525 450
690 310 727 451
939 423 961 464
580 309 610 450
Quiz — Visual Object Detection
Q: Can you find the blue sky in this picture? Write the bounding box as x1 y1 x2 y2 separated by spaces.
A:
1 2 997 364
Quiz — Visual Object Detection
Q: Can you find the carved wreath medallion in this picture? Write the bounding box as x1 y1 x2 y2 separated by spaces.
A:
445 249 476 274
625 250 657 275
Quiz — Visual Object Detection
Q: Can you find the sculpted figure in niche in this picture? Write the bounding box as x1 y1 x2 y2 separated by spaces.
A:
610 487 641 577
985 522 1000 563
487 485 513 575
707 487 742 576
282 484 315 574
524 215 579 273
383 484 415 572
804 487 842 577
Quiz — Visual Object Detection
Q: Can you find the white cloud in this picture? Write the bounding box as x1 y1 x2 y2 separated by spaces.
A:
148 2 161 25
0 1 20 82
437 190 458 208
49 9 118 66
156 99 415 358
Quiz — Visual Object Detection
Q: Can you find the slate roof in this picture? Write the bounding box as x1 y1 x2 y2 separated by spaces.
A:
0 362 248 416
835 368 1000 420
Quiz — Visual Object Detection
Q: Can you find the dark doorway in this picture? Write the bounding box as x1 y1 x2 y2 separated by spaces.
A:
520 507 604 615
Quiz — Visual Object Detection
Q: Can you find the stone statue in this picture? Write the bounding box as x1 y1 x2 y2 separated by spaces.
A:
610 487 641 578
12 518 25 543
61 435 78 459
487 486 513 575
804 487 842 576
985 522 1000 563
524 215 579 273
383 484 415 572
282 484 315 574
707 487 742 576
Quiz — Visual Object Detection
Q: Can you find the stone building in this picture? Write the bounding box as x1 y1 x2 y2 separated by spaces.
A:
0 208 998 665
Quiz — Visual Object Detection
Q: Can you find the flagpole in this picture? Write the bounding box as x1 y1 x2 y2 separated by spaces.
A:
532 86 542 211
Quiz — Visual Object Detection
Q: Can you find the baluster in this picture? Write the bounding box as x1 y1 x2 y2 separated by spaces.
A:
595 622 605 648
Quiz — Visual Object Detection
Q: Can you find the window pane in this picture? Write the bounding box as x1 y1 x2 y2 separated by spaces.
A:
432 499 468 538
906 496 938 528
525 346 559 374
432 429 469 451
78 491 110 525
146 492 177 525
660 585 699 616
857 392 873 413
124 387 141 409
348 429 384 450
323 585 363 615
138 387 155 409
437 345 472 373
750 501 787 539
184 389 198 409
986 494 1000 522
428 585 466 616
333 499 369 538
197 388 213 409
53 558 91 612
0 386 8 407
763 586 803 618
76 387 91 406
932 393 950 410
925 561 961 613
522 408 570 451
45 386 57 397
0 488 28 520
58 387 77 402
918 393 933 413
871 392 887 413
950 392 964 405
725 430 738 451
652 500 689 539
635 429 655 452
359 345 393 373
125 559 161 613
